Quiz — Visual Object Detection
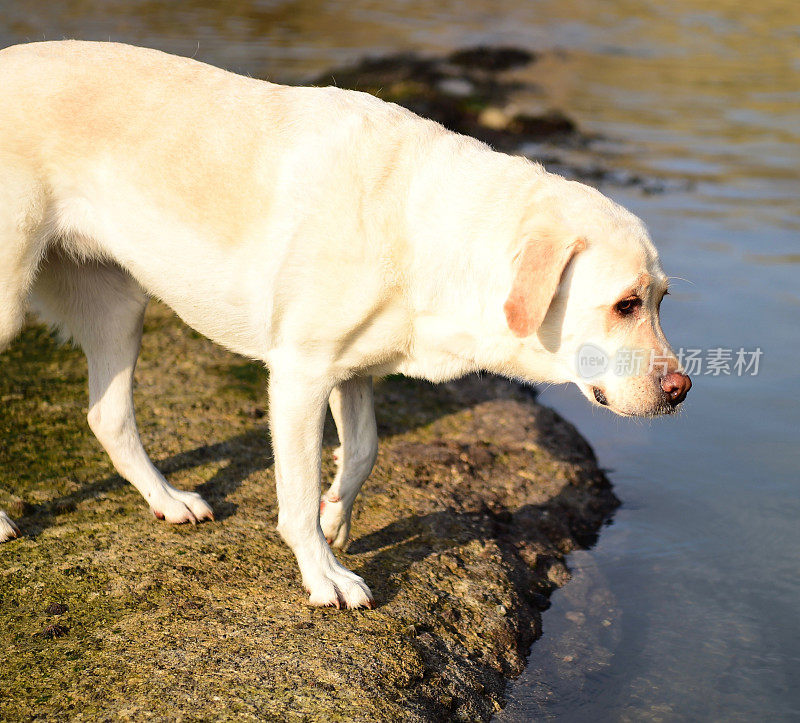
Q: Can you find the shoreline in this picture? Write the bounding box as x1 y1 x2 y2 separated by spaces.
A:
0 311 618 720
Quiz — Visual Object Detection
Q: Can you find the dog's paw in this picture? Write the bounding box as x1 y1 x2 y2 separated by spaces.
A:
0 510 21 542
151 489 214 525
167 489 215 523
320 497 351 549
305 565 374 609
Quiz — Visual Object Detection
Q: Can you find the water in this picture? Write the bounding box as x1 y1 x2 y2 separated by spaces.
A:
1 1 798 719
491 4 800 719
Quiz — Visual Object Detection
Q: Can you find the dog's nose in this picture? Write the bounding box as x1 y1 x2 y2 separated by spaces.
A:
661 372 692 406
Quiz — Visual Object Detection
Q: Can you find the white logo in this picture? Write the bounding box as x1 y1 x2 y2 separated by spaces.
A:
576 343 609 380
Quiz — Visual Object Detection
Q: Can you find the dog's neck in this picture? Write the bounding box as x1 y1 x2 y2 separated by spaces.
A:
398 143 568 384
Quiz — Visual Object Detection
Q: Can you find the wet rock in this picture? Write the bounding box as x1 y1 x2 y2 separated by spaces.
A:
508 109 577 137
36 624 69 639
1 335 617 720
312 46 586 154
448 46 536 72
312 46 680 193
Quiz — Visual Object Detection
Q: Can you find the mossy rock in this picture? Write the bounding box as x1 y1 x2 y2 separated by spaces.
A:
1 302 616 720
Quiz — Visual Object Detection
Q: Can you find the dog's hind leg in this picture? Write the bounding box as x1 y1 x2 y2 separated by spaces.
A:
0 184 49 541
0 247 30 539
320 376 377 549
0 238 29 540
0 510 22 542
31 255 214 524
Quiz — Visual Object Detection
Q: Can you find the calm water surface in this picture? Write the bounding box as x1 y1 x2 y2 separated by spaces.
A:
1 1 798 719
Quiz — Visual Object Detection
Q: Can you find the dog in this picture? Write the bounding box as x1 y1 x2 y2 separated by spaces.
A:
0 41 690 608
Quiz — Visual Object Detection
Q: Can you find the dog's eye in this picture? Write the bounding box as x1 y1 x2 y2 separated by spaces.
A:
615 296 641 316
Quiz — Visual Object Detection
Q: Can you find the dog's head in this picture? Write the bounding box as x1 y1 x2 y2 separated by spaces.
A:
503 178 690 417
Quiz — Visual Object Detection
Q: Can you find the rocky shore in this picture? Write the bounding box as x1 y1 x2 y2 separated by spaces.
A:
1 47 620 721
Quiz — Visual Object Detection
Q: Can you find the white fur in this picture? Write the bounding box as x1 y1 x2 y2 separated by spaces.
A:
0 510 21 542
0 41 684 608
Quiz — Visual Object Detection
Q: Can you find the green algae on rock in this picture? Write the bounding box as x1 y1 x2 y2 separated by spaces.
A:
1 303 616 720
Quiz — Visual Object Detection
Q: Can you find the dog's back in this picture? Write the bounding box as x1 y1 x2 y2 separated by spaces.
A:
0 41 444 358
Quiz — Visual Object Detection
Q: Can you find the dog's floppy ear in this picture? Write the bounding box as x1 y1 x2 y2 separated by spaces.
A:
503 236 586 338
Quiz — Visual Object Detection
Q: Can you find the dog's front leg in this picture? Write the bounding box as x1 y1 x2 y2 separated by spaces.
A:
321 376 378 549
268 362 374 609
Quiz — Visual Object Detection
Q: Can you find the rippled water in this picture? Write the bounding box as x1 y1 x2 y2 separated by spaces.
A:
2 1 798 719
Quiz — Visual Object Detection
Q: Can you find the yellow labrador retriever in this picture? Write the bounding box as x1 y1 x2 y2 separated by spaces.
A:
0 41 690 608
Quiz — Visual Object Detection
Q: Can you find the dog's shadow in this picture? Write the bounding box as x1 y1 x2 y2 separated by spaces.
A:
14 426 272 535
15 374 602 586
346 487 601 606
